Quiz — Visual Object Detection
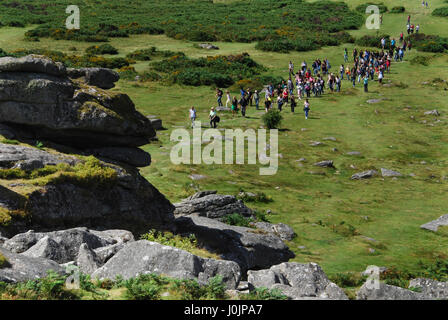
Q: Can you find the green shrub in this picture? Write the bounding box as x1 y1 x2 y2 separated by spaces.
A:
329 272 367 288
262 109 283 129
432 7 448 17
241 287 288 300
85 44 118 55
172 275 227 300
406 33 448 53
410 55 431 66
390 6 405 13
224 213 254 228
140 229 200 251
124 274 166 300
0 253 9 269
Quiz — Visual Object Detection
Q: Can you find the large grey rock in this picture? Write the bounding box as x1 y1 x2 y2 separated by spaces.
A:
247 262 348 300
0 55 66 77
314 160 335 168
76 243 101 275
0 247 64 283
87 146 151 167
92 240 241 289
175 216 294 271
351 170 378 180
409 278 448 300
356 282 429 300
67 67 119 89
424 110 440 116
420 214 448 232
174 192 252 220
0 56 155 151
3 227 135 263
0 143 77 169
381 168 402 177
198 43 219 50
253 222 296 241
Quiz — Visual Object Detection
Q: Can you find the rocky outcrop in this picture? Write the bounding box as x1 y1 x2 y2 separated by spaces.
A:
247 262 348 300
356 282 429 300
175 215 294 271
409 278 448 300
421 214 448 232
380 168 402 177
0 146 174 236
174 191 252 220
0 55 155 166
3 228 134 263
0 246 64 283
67 67 119 89
0 55 175 236
92 240 241 289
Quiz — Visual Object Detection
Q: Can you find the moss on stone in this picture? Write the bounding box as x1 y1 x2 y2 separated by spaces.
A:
30 156 118 188
0 252 8 269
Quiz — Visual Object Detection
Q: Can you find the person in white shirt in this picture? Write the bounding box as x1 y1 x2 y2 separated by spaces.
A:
189 106 197 128
225 90 231 107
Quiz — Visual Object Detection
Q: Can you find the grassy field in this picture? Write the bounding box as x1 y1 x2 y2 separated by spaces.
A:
1 0 448 280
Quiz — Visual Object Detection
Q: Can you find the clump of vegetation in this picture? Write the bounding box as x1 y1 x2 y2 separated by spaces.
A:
224 213 254 228
172 275 227 300
124 274 168 300
410 55 431 66
152 53 264 87
406 33 448 53
85 44 118 55
432 7 448 17
140 229 219 259
241 287 288 300
262 109 283 129
30 157 118 189
390 6 405 13
0 253 8 269
329 272 367 288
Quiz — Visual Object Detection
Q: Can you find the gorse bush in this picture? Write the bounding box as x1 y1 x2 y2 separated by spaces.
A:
125 47 185 61
85 44 118 55
355 34 390 49
406 33 448 52
262 109 283 129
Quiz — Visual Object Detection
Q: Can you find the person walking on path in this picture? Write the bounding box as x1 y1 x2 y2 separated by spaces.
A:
254 90 260 110
209 107 219 128
225 90 231 107
240 95 248 117
216 88 223 107
189 106 197 128
303 99 310 120
290 94 296 113
231 96 238 117
363 75 369 93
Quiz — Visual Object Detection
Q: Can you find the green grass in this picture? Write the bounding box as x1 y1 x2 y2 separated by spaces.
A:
0 0 448 283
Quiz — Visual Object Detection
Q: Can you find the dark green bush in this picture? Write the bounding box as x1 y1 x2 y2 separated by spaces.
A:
432 7 448 17
390 6 405 13
224 213 254 228
407 33 448 52
262 109 283 129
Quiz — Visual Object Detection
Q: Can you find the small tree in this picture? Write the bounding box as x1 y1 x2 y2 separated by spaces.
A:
262 109 283 129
